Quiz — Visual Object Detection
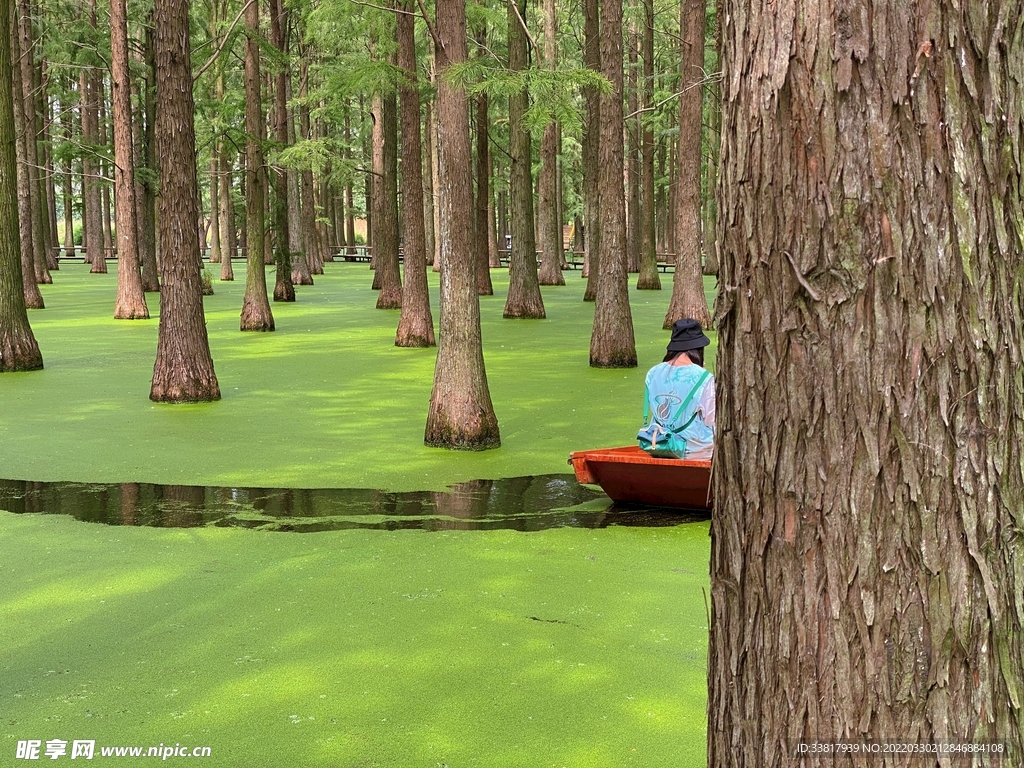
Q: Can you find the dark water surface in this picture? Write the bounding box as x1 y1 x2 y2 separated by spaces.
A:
0 475 707 532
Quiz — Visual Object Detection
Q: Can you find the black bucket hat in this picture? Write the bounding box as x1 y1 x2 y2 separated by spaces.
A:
666 318 710 353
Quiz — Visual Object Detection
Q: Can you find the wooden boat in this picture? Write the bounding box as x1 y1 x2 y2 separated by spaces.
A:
568 446 712 510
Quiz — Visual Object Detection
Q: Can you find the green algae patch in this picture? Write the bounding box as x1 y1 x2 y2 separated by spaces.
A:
0 263 716 491
0 513 710 767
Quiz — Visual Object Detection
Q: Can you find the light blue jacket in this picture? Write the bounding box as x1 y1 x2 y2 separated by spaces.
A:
643 363 716 459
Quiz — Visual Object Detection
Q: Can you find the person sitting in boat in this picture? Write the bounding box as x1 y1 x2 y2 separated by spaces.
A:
637 318 715 460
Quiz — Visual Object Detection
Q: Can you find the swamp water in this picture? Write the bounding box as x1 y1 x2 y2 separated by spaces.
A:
0 475 708 531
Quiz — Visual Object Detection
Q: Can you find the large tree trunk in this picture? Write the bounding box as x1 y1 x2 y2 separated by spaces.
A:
701 11 720 278
580 0 599 301
504 0 545 318
9 8 42 309
709 1 1024 765
394 0 434 348
239 0 274 331
269 0 294 303
635 0 660 291
624 24 640 275
536 0 564 287
589 0 635 368
424 0 499 450
18 0 49 286
149 0 219 402
110 0 148 319
0 0 42 371
662 0 710 329
421 98 436 268
293 58 316 286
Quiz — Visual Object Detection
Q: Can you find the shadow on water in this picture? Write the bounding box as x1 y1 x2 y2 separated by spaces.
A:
0 476 709 532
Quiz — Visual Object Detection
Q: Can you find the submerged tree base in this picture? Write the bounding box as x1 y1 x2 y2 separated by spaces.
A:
424 423 501 451
0 335 43 372
150 379 221 403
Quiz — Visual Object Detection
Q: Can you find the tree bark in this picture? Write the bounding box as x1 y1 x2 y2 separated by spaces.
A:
110 0 148 319
149 0 219 402
536 0 563 287
580 0 599 300
8 7 41 309
0 0 42 371
701 9 720 278
709 1 1024 765
635 0 660 291
424 0 500 450
18 0 49 284
240 0 274 331
421 98 436 267
589 0 635 367
394 0 434 347
472 24 493 296
293 57 316 285
269 0 294 302
139 19 160 292
625 23 640 274
218 142 234 281
504 0 545 318
663 0 710 329
372 88 401 309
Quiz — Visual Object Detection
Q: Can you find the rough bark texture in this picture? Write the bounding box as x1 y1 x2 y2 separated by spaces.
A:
82 37 105 274
394 2 434 348
421 98 436 268
110 0 148 319
239 0 274 332
589 0 635 368
710 1 1024 765
424 0 500 450
149 0 219 402
635 0 660 291
18 0 48 285
581 0 600 301
504 0 545 318
0 0 41 371
663 0 709 329
536 0 564 287
625 26 640 275
293 60 316 286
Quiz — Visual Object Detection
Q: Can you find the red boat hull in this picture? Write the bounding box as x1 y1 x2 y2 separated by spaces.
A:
569 446 712 510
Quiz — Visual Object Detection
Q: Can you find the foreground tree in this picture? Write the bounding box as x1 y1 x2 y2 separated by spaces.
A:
269 0 294 303
709 1 1024 764
149 0 219 401
0 0 42 372
394 1 434 347
110 0 148 319
589 0 635 367
424 0 499 449
662 0 710 329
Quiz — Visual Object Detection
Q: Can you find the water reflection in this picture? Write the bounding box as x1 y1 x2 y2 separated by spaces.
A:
0 476 706 532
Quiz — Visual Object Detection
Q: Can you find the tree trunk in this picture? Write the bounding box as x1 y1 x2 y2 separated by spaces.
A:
372 88 401 309
504 0 545 318
18 0 49 284
0 0 42 371
701 11 720 278
149 0 219 402
269 0 294 302
424 0 500 450
218 143 235 281
240 0 274 331
536 0 564 287
110 0 148 319
709 1 1024 765
635 0 660 291
421 98 436 268
394 0 434 348
293 58 316 286
625 24 640 274
473 27 493 296
8 7 42 309
663 0 710 329
139 19 160 292
208 153 221 263
589 0 635 368
580 0 599 300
